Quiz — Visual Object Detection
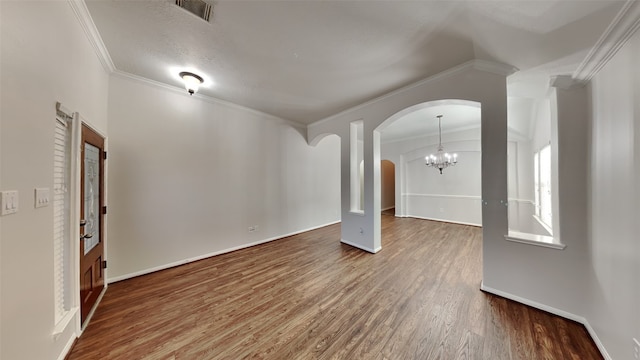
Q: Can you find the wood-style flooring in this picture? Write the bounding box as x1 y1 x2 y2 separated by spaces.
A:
67 214 602 360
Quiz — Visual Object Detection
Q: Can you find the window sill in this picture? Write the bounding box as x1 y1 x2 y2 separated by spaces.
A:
505 231 566 250
52 307 78 339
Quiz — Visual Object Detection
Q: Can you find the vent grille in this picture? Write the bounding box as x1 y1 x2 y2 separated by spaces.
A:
175 0 213 22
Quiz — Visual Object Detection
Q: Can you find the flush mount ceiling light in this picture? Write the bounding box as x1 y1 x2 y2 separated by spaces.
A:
425 115 458 174
179 71 204 95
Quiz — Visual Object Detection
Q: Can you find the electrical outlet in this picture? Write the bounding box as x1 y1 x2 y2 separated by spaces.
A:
633 338 639 359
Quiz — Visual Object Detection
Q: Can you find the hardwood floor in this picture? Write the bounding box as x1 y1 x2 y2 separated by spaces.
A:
67 215 602 360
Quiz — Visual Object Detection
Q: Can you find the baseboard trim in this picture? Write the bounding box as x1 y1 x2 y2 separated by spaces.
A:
108 220 341 283
582 320 612 360
56 333 77 360
480 282 611 360
381 206 395 212
406 214 482 228
340 238 381 253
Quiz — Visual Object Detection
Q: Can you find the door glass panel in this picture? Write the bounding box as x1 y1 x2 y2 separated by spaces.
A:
84 143 100 255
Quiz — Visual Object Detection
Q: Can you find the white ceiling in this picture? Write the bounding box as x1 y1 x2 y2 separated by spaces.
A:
85 0 624 125
380 101 481 143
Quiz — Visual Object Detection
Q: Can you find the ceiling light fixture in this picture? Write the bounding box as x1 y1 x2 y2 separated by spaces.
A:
179 71 204 95
425 115 457 174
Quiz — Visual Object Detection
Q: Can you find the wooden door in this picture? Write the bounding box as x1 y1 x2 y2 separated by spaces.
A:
80 124 106 325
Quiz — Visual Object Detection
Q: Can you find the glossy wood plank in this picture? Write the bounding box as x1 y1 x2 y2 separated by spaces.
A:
67 215 602 360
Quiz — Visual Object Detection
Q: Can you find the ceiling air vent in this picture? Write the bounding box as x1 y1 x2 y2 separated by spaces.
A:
175 0 213 22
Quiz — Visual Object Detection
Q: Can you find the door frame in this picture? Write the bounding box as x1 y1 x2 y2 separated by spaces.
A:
70 118 109 333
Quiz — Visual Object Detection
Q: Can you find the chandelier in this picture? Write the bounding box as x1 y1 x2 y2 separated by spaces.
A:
425 115 457 174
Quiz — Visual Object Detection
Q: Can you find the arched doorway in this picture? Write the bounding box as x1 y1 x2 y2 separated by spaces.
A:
376 100 482 228
306 60 512 256
380 160 395 216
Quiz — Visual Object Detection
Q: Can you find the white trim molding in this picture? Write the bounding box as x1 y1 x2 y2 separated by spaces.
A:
66 0 305 130
505 231 565 250
52 307 78 339
68 0 115 72
507 198 534 206
573 0 640 82
403 214 481 228
56 334 78 360
403 193 481 200
480 282 611 360
340 239 381 254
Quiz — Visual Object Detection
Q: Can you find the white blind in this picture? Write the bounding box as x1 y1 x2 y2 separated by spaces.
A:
53 115 71 323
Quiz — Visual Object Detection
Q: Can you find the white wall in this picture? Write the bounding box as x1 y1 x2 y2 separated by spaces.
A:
0 1 109 359
106 75 341 280
382 123 545 229
587 26 640 360
382 127 482 225
309 58 635 360
308 60 511 262
480 80 592 333
380 160 395 210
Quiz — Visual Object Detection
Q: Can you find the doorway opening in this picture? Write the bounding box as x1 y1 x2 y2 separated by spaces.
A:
80 123 107 326
375 99 482 246
380 160 395 216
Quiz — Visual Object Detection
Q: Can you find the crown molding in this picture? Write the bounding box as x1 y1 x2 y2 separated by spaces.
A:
111 70 305 129
550 75 582 90
471 59 519 77
309 59 517 129
573 0 640 83
68 0 115 73
66 0 305 130
66 0 304 130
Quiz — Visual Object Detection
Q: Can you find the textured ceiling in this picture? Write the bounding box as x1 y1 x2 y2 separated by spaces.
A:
85 0 624 125
381 102 480 143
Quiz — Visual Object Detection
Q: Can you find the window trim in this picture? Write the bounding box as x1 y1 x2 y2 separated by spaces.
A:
533 144 552 231
53 102 82 337
53 114 72 327
505 231 566 250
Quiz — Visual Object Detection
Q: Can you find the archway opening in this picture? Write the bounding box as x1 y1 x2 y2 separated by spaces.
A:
380 160 396 216
375 99 482 246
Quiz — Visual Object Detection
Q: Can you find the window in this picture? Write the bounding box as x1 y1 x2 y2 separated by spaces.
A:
534 144 552 229
350 120 364 214
53 110 72 326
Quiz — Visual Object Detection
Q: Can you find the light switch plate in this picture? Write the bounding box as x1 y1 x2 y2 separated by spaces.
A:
1 190 19 215
34 188 50 208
